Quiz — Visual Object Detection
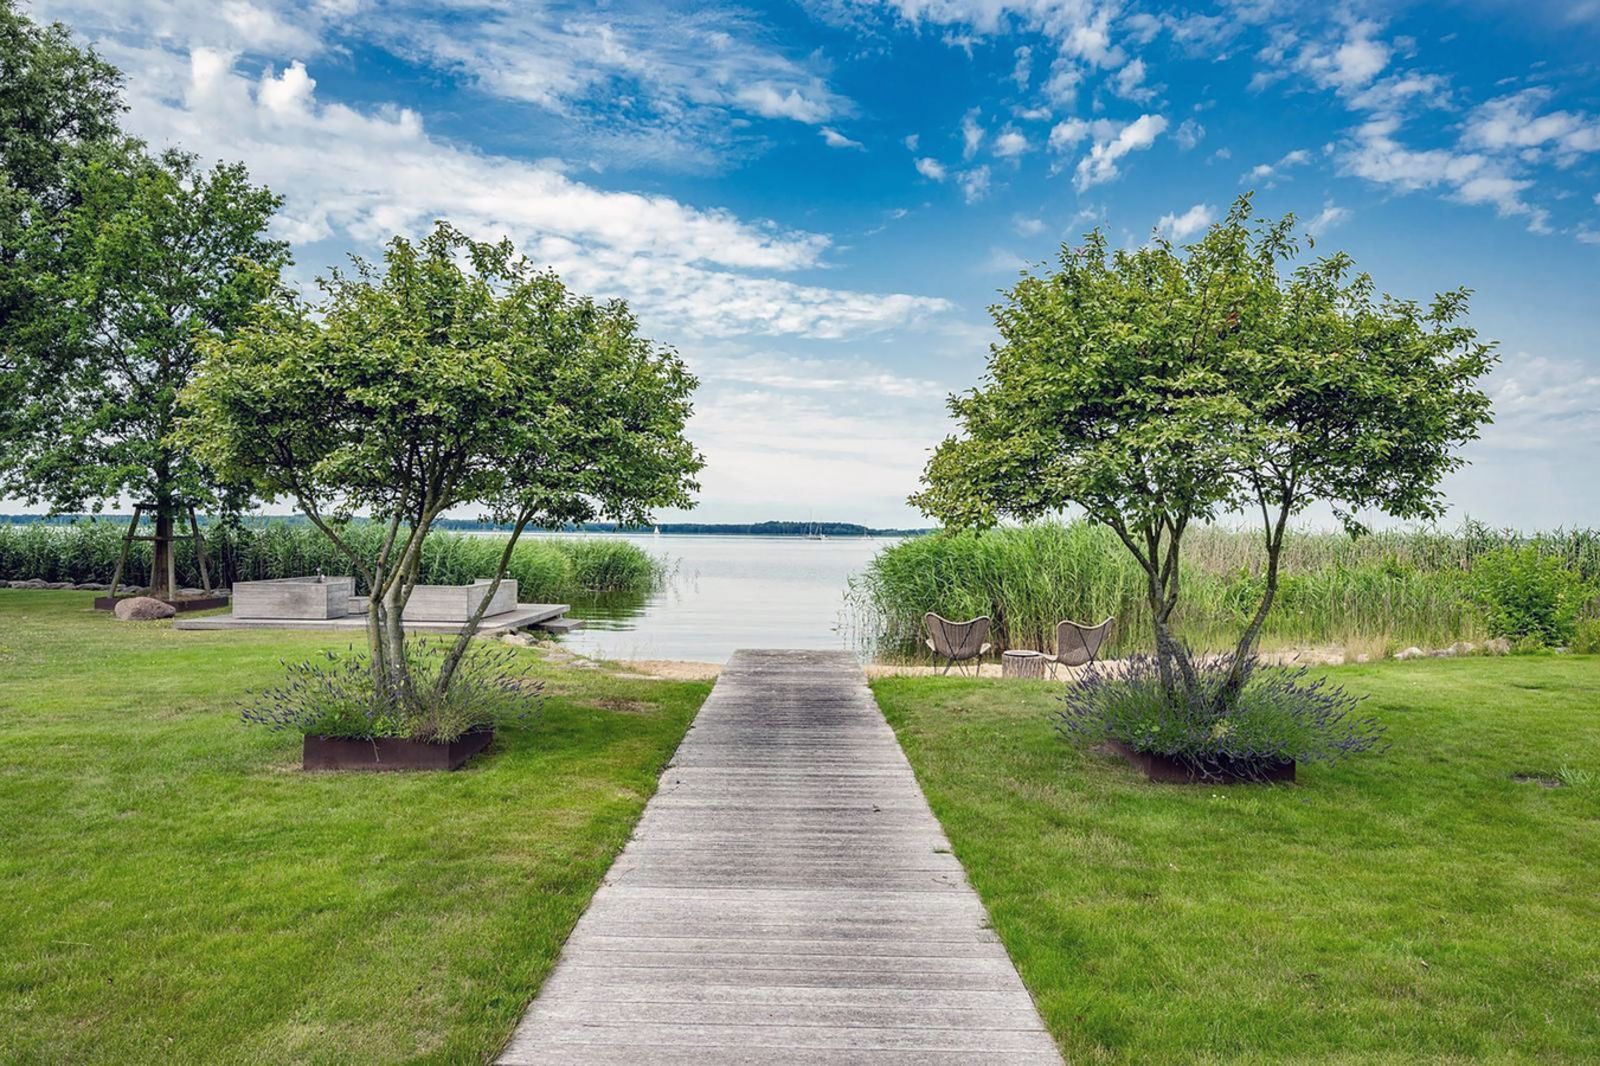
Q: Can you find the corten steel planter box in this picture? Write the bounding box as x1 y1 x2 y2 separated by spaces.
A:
93 593 231 613
233 576 355 620
303 729 495 771
404 579 519 621
1107 739 1295 784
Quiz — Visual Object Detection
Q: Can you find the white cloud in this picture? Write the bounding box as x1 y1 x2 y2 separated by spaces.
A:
1480 351 1600 452
981 246 1030 273
820 126 865 150
1246 147 1311 184
107 45 949 341
42 0 852 170
993 128 1029 158
1342 115 1548 230
1047 116 1119 152
1175 117 1205 150
1013 215 1046 236
915 156 948 181
1155 202 1215 241
1347 72 1451 114
1011 45 1032 89
958 165 992 203
1304 202 1350 237
736 82 835 123
1293 19 1390 94
1462 89 1600 161
257 60 315 116
1073 113 1168 191
1112 57 1154 103
961 108 984 160
904 133 920 151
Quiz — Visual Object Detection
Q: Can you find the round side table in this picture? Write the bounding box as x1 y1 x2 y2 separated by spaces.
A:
1001 649 1047 679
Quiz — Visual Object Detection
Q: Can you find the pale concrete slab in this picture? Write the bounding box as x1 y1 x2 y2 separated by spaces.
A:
497 649 1059 1065
173 602 570 635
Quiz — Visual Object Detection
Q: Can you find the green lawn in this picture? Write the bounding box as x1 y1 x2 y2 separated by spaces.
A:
873 657 1600 1063
0 591 709 1064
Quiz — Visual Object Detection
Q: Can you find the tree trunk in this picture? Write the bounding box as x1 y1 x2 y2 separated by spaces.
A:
150 501 176 601
434 512 531 697
1217 493 1293 711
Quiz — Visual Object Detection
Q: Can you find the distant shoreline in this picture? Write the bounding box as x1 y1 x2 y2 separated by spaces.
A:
0 514 935 539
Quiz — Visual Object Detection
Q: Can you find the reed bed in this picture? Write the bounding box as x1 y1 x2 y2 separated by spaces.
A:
0 520 665 600
851 520 1599 658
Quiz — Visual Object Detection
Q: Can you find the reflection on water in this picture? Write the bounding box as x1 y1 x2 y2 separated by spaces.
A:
534 532 897 664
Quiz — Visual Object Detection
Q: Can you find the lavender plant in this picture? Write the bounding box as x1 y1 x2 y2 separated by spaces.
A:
242 640 542 742
1055 654 1387 779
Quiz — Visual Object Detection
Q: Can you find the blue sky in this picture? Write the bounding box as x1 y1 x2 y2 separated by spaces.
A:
26 0 1600 528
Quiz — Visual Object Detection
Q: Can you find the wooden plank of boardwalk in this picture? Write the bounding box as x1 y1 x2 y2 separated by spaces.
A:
498 649 1060 1066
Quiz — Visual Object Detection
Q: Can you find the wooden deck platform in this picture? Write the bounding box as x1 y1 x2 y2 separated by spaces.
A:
497 649 1060 1065
173 602 572 635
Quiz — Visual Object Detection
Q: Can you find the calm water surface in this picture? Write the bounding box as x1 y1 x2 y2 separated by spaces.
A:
527 533 897 663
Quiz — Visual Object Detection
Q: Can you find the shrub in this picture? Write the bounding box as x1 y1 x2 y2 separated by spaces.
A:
1053 655 1387 778
241 641 542 742
1570 619 1600 656
1466 547 1592 648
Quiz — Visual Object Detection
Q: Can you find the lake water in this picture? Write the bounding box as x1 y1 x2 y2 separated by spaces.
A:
529 533 898 663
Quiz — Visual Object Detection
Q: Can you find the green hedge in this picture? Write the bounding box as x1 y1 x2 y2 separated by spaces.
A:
0 520 664 600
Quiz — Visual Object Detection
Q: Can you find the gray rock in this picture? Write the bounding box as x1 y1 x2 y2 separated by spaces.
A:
1485 637 1512 655
73 582 110 591
1394 646 1425 661
113 596 177 621
14 578 50 589
1448 641 1476 656
45 581 75 590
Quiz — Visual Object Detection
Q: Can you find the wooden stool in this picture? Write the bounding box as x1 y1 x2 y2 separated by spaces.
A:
1001 649 1047 679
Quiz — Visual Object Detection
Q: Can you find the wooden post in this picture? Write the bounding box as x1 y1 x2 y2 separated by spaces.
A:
157 505 176 601
188 507 213 594
108 504 144 600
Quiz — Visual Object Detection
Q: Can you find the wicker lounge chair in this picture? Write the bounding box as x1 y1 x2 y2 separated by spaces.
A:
1044 617 1115 678
924 612 992 675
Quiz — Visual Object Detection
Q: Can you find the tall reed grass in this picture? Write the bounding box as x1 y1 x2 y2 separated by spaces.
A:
0 520 665 601
850 520 1600 657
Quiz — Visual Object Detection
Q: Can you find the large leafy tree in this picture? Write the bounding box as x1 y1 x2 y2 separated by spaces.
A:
3 148 287 597
913 195 1496 708
180 222 703 708
0 0 125 451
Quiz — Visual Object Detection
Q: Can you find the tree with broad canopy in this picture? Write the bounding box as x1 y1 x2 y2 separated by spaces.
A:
912 194 1497 710
179 222 703 710
2 149 286 598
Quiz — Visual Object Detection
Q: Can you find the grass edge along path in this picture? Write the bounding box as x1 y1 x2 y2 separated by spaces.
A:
0 591 709 1064
872 657 1600 1063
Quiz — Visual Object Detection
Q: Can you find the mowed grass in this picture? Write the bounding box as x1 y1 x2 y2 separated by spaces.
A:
0 592 709 1064
872 657 1600 1062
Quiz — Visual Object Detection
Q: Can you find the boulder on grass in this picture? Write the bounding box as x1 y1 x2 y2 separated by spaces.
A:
114 596 176 621
14 578 50 589
74 582 109 591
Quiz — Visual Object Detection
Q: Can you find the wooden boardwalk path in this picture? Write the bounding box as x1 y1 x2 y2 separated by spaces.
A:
498 649 1060 1065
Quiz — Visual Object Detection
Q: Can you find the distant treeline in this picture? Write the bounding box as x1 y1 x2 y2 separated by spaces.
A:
1 514 933 537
